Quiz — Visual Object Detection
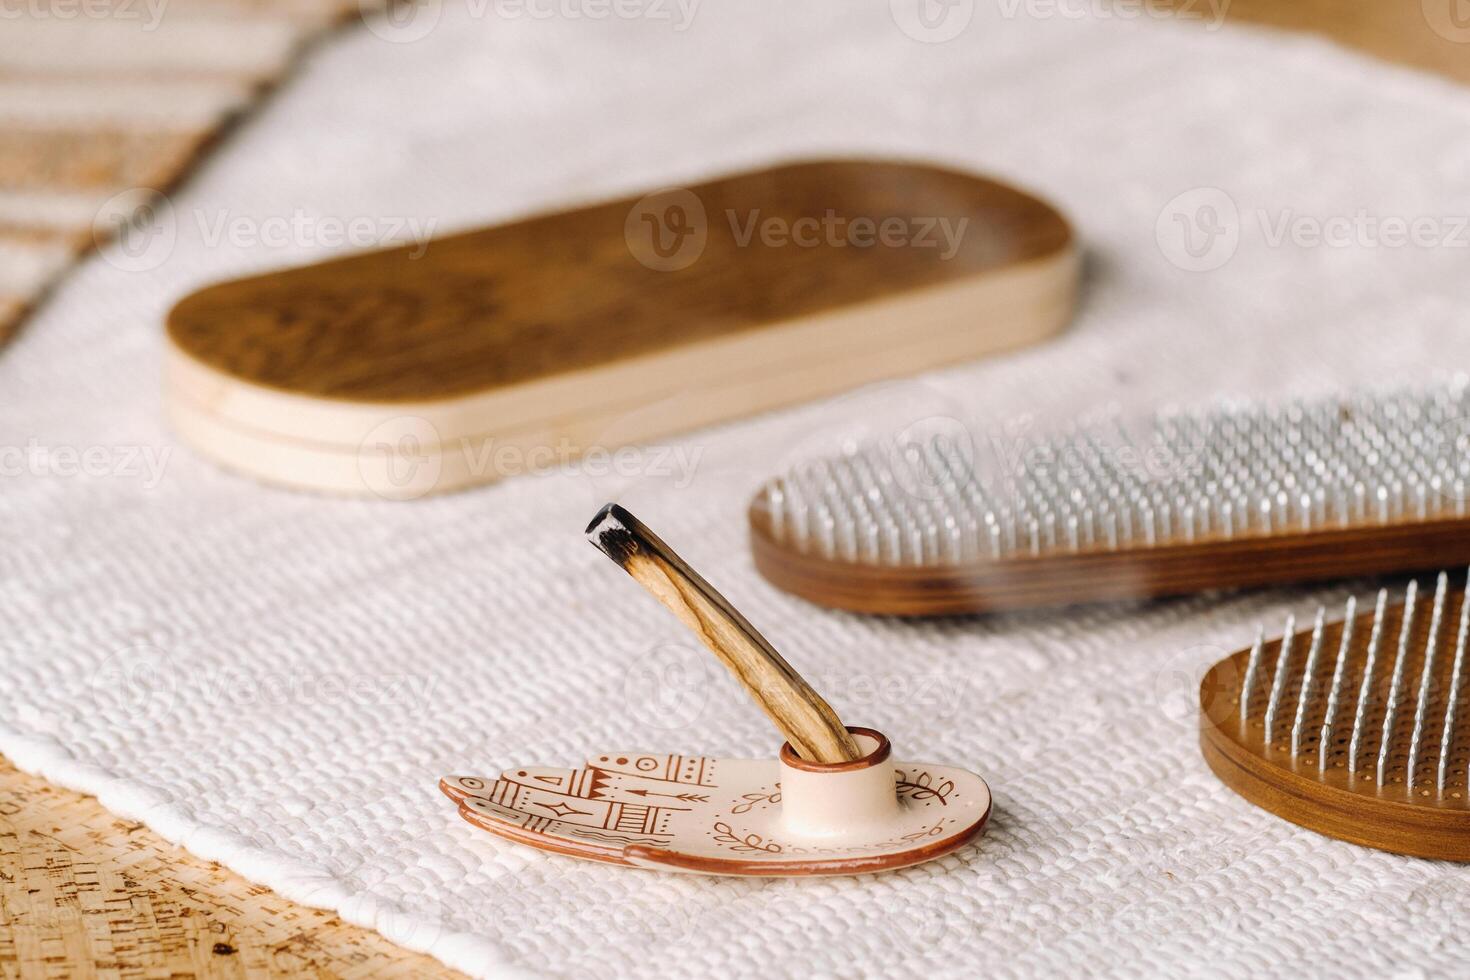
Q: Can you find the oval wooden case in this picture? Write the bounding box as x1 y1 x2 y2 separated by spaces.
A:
165 160 1076 497
1200 578 1470 861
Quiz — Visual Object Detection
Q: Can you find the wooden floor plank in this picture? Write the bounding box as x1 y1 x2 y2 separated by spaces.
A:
0 760 461 979
1152 0 1470 85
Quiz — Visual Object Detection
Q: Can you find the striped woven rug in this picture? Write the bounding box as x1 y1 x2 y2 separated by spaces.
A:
0 0 370 345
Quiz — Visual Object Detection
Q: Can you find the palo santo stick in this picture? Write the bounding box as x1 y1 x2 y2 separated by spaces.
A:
586 503 862 764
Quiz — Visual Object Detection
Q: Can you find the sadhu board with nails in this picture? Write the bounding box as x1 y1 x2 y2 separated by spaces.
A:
749 382 1470 615
1200 571 1470 860
163 159 1077 498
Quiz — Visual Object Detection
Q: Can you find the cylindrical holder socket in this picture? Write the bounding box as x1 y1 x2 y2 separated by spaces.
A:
778 727 900 839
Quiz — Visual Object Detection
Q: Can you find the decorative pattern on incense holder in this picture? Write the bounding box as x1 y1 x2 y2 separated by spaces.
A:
443 507 991 876
164 159 1076 498
440 729 991 877
1199 572 1470 861
750 382 1470 616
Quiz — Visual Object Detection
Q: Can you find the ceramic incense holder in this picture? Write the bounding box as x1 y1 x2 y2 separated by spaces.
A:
441 729 990 876
441 504 992 876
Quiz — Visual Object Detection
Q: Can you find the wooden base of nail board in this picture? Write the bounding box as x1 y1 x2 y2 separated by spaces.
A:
441 730 991 877
164 159 1077 498
750 511 1470 617
1199 580 1470 861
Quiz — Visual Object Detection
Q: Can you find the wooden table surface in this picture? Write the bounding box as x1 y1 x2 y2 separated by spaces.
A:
1154 0 1470 84
2 4 1464 978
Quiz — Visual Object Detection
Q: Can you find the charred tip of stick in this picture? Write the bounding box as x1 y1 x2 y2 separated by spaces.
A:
585 502 619 537
586 503 642 567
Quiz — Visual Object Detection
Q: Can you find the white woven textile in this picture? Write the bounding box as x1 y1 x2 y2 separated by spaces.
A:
4 2 1470 977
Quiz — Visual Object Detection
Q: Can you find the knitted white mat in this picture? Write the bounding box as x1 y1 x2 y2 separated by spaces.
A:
4 2 1470 977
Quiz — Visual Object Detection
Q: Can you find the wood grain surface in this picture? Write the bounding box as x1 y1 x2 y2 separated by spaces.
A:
164 159 1078 496
0 759 461 979
1199 581 1470 860
4 4 1467 978
1151 0 1470 85
587 503 861 763
750 508 1470 616
168 160 1073 402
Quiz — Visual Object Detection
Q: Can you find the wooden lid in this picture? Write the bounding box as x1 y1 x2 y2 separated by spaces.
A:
168 159 1071 404
163 159 1077 495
